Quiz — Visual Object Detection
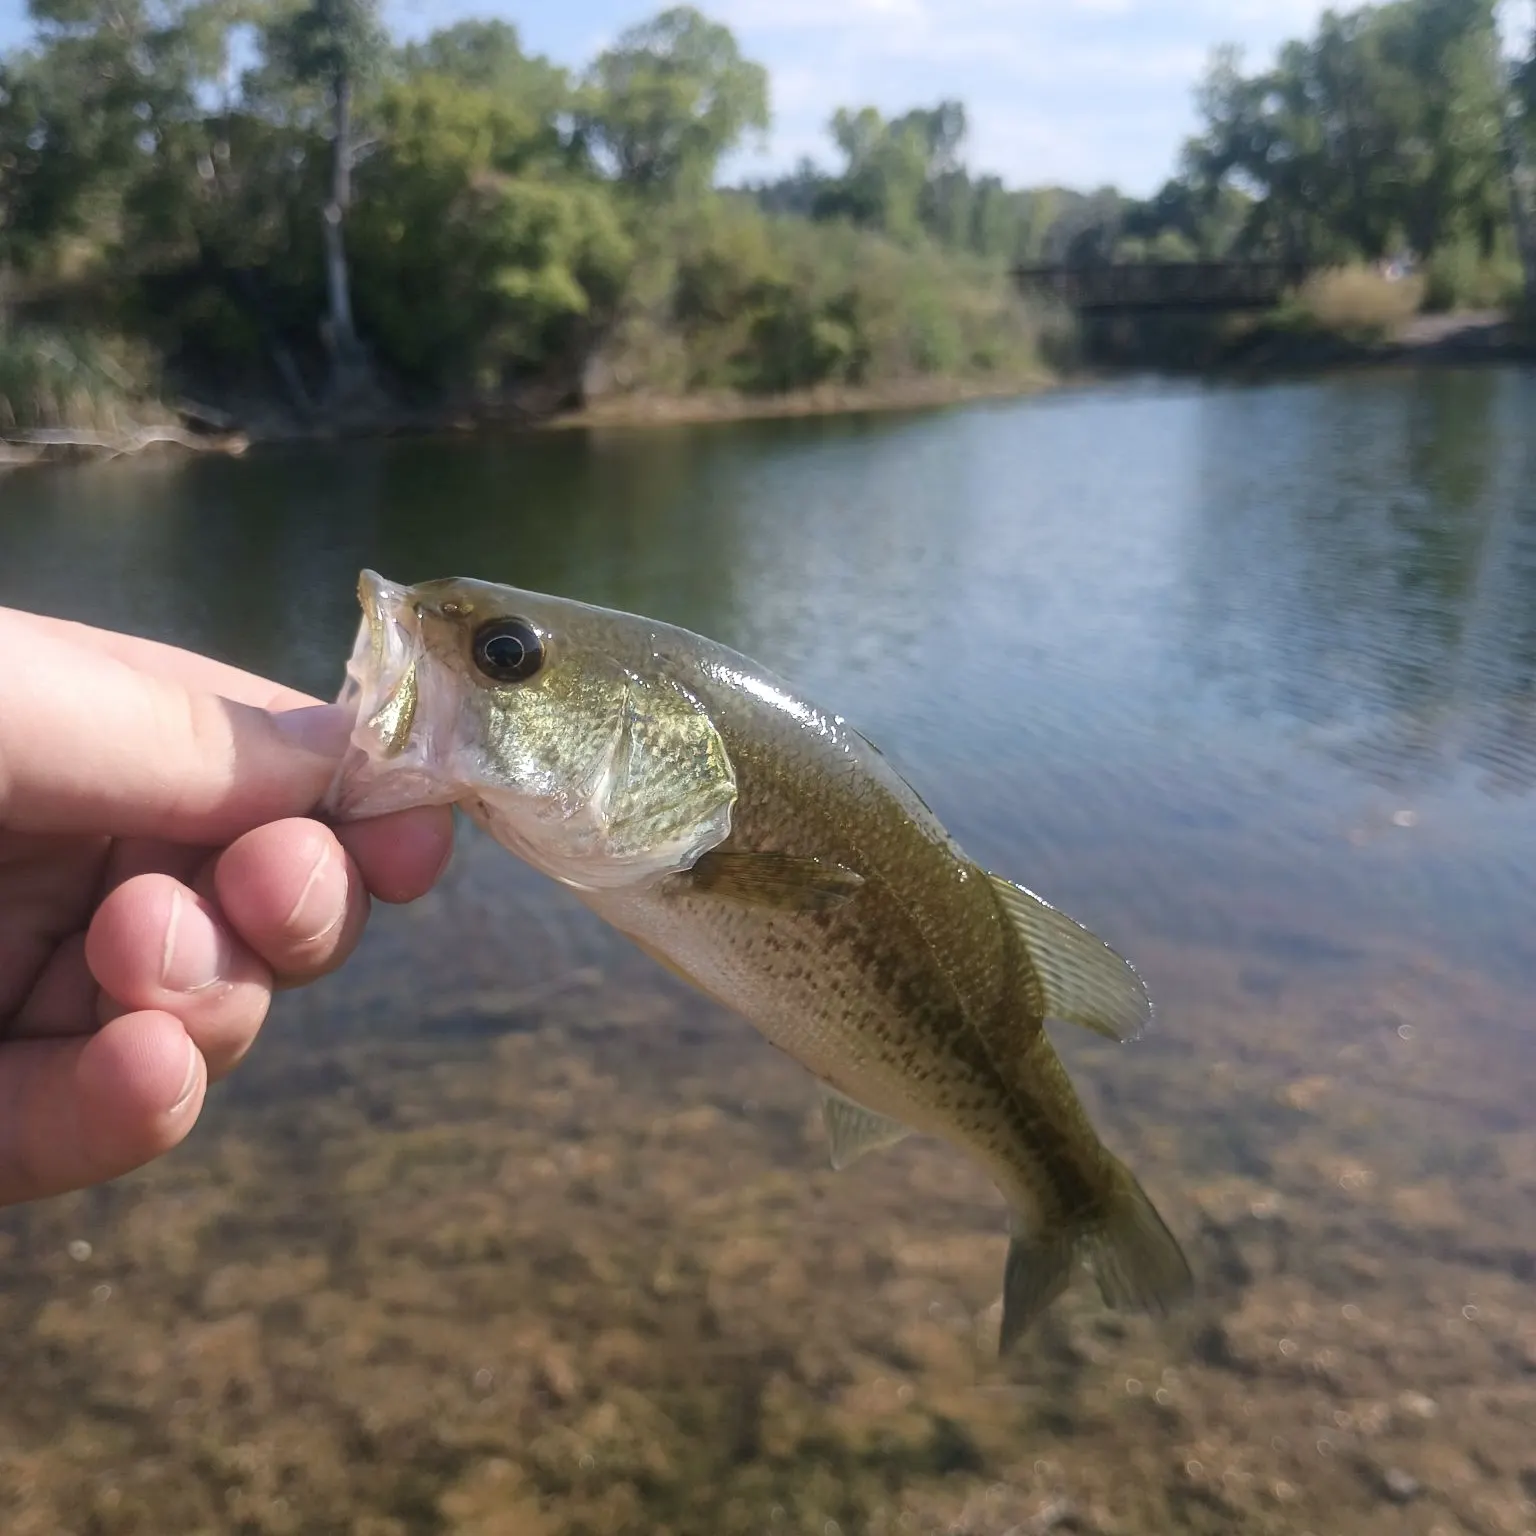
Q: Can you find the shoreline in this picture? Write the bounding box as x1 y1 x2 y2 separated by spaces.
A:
1211 308 1535 375
0 372 1064 473
2 313 1531 472
536 371 1060 431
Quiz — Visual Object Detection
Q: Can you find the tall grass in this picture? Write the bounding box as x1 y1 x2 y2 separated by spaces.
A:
1285 265 1425 339
0 326 159 434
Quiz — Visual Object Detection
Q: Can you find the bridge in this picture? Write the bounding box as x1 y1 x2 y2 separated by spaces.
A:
1013 260 1309 315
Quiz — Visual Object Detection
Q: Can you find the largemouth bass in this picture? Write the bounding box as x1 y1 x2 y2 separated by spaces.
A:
325 570 1193 1349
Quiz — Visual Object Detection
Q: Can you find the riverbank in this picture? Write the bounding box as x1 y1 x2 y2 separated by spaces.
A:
4 309 1533 474
550 312 1536 419
542 371 1057 430
1082 304 1536 376
0 370 1062 472
1219 309 1536 373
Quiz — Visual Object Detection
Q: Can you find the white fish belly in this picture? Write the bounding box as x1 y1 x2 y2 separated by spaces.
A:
579 886 1016 1157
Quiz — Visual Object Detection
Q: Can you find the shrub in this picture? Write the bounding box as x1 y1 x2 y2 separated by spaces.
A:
1421 242 1524 313
599 195 1062 397
1284 264 1425 339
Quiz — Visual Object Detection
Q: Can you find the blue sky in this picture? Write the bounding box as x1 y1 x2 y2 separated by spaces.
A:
1 0 1531 194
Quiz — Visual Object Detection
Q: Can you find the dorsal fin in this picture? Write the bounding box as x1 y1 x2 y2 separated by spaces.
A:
818 1083 912 1169
987 874 1152 1043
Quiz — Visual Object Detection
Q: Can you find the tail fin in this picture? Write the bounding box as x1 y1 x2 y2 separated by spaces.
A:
1000 1160 1193 1354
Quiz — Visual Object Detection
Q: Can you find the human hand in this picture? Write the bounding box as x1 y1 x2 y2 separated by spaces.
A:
0 607 455 1207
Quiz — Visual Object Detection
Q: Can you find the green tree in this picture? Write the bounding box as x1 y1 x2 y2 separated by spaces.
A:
0 1 1060 427
1118 177 1251 259
813 100 967 244
576 6 768 194
399 18 568 116
396 19 572 172
348 76 632 394
0 0 238 267
816 106 926 238
1185 0 1508 263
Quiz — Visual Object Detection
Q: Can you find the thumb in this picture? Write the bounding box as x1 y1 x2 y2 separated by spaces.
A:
0 614 353 843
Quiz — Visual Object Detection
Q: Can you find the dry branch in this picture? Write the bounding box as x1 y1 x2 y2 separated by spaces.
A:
0 424 250 463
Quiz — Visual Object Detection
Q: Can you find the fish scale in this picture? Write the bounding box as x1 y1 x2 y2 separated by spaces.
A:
327 570 1194 1349
585 724 1104 1228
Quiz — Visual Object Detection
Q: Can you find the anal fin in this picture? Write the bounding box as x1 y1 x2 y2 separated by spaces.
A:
1000 1228 1078 1354
818 1084 912 1169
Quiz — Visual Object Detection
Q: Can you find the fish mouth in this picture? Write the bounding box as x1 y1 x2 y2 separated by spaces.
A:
321 569 428 825
338 569 420 757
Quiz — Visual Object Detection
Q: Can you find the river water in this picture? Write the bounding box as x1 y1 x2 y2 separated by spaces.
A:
2 368 1534 1535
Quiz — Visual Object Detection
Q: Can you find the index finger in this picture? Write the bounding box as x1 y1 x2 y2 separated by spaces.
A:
0 611 346 841
2 608 323 712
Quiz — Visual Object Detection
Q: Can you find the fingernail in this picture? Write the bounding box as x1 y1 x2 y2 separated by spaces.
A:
161 887 229 993
285 843 346 946
172 1036 203 1114
272 703 355 759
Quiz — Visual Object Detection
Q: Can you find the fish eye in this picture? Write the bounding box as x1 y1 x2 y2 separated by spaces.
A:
471 617 545 684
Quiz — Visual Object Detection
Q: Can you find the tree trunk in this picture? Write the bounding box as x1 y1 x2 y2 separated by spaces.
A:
323 69 357 356
321 68 382 410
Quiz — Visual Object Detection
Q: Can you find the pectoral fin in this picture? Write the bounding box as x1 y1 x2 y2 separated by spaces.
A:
684 851 865 912
987 874 1152 1043
819 1084 912 1169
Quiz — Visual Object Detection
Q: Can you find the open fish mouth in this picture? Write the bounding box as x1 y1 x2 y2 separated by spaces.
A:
323 569 449 820
348 568 420 756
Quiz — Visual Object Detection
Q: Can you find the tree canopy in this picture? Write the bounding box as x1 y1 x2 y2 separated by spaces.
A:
1182 0 1510 262
576 6 769 193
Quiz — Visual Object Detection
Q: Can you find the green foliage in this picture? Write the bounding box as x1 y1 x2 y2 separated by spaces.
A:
576 6 769 194
752 103 1129 265
0 0 242 266
397 18 569 138
740 0 1525 284
348 78 633 393
752 105 1252 269
1185 0 1508 262
261 0 385 95
604 196 1052 397
813 103 965 242
1421 239 1524 310
2 0 1533 424
0 1 1101 415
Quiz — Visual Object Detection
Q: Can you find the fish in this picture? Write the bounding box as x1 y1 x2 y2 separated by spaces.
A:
324 569 1193 1350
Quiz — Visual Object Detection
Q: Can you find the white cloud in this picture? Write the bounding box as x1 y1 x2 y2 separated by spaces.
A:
708 0 1356 192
